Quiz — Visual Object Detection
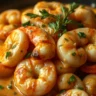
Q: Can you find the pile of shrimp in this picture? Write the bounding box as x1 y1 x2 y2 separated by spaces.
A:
0 1 96 96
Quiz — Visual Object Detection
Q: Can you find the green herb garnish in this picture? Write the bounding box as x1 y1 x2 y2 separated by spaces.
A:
78 32 86 38
0 85 4 90
7 81 13 89
26 13 39 18
22 21 31 27
81 5 85 8
26 2 80 36
72 52 76 56
68 75 76 84
6 52 11 59
64 38 69 41
59 89 66 93
12 44 16 49
25 52 32 58
78 86 84 90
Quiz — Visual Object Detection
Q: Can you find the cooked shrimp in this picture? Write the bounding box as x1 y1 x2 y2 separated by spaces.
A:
14 58 56 96
21 8 33 24
57 28 96 67
57 89 88 96
83 74 96 95
54 60 76 75
0 28 29 67
20 26 55 60
70 6 96 28
0 9 21 25
0 24 16 40
57 73 85 91
33 1 63 15
21 8 57 38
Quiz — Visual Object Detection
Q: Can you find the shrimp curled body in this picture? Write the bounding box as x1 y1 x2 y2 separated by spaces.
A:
57 73 85 91
0 9 21 25
0 28 29 67
20 26 55 60
57 28 96 67
33 1 63 15
70 6 96 28
58 89 88 96
83 74 96 95
14 58 56 96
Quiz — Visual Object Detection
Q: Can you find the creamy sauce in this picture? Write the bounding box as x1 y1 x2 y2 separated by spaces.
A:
0 75 23 96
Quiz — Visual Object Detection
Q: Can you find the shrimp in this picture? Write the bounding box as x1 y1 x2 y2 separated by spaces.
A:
21 8 33 24
57 73 85 91
0 24 17 40
0 9 21 25
20 26 55 60
21 8 57 39
57 28 96 67
83 74 96 95
70 6 96 28
54 60 76 75
57 89 88 96
14 57 56 96
33 1 63 15
0 28 29 67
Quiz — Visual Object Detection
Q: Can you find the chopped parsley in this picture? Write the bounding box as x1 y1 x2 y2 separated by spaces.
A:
7 81 13 89
72 52 76 56
78 32 86 38
0 85 4 90
25 52 32 58
22 21 31 27
81 5 85 8
64 38 69 41
78 86 84 90
12 44 16 49
68 75 76 84
26 2 80 37
42 24 46 27
59 89 66 93
26 13 39 18
5 52 11 59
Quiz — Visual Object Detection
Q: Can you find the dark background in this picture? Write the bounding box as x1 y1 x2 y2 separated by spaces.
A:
0 0 96 12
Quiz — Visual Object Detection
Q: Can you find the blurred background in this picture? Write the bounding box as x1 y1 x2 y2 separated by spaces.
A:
0 0 96 12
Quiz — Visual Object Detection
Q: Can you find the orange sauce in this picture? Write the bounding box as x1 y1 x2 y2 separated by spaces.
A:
0 75 23 96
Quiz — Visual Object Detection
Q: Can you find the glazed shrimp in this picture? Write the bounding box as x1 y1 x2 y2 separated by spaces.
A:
0 9 21 25
57 28 96 67
57 89 88 96
83 74 96 95
0 24 16 40
70 6 96 28
0 28 29 67
33 1 63 15
20 26 55 60
57 73 85 91
54 60 76 75
14 58 56 96
21 8 33 24
21 8 57 37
